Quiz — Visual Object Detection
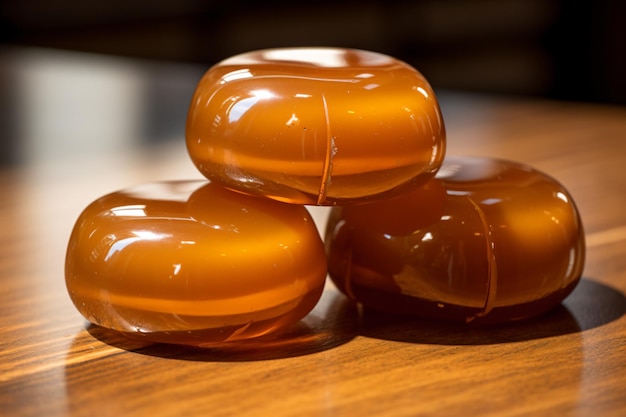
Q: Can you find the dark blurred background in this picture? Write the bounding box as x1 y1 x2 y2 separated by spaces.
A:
2 0 625 104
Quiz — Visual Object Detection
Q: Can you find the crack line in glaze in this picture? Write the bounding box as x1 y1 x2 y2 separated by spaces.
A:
465 195 498 322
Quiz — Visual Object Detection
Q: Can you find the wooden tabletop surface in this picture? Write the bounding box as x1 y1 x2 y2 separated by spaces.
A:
1 48 625 417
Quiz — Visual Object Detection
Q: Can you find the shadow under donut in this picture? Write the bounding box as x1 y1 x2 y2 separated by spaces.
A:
85 289 359 361
358 278 625 345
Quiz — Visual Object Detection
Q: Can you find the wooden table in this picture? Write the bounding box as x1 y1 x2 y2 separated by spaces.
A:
1 48 625 417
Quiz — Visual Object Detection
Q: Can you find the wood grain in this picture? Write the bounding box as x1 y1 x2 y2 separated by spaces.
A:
1 53 626 417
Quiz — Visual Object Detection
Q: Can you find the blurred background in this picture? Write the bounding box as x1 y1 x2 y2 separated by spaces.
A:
0 0 625 166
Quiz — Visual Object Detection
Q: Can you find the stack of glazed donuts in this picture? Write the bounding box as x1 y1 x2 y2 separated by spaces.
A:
65 48 585 346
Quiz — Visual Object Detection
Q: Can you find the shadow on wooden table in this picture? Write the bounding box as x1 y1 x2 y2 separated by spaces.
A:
359 278 626 345
82 278 624 360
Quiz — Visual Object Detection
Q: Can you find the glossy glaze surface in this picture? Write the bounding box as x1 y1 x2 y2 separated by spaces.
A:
186 47 446 205
65 180 327 345
325 157 585 323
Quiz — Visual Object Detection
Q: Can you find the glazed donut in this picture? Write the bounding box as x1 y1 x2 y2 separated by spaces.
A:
325 156 585 323
65 180 327 345
186 47 445 205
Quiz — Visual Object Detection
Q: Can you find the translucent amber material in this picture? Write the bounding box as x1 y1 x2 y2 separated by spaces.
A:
65 181 327 346
186 47 445 205
325 157 585 323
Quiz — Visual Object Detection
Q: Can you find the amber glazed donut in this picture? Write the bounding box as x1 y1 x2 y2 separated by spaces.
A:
325 157 585 323
186 47 446 205
65 181 327 346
